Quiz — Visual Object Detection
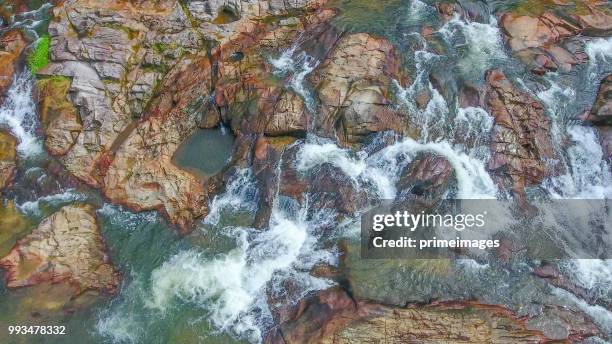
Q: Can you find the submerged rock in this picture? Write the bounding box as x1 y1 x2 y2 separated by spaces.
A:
0 130 16 190
0 204 120 295
485 69 556 199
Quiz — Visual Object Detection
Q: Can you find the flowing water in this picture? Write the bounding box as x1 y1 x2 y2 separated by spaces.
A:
1 0 612 343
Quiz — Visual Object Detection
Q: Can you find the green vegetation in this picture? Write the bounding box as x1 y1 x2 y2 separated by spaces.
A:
27 35 50 74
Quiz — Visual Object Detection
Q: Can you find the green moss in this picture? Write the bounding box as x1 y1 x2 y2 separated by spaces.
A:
27 34 50 74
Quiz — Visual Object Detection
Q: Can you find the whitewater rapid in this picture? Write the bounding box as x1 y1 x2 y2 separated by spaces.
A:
0 73 42 158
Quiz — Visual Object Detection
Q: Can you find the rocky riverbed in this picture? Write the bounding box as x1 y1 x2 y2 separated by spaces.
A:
0 0 611 343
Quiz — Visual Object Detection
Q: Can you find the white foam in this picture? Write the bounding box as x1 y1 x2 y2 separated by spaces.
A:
561 260 612 302
405 0 435 26
0 72 43 158
456 106 493 138
440 15 506 80
148 200 335 343
18 189 86 216
97 203 159 230
297 137 498 200
553 288 612 335
536 77 576 118
270 47 318 111
376 138 498 199
269 44 298 74
204 169 259 226
586 37 612 64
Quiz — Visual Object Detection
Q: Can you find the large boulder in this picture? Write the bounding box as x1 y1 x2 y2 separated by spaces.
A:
0 204 120 295
500 2 612 75
573 3 612 36
312 33 407 145
102 55 213 232
0 130 16 190
266 288 568 344
485 69 556 198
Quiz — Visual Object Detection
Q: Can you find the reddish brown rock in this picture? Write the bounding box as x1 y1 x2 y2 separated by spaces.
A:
40 0 331 230
36 76 81 156
0 130 17 190
485 69 556 198
502 13 580 51
0 30 27 98
500 12 584 74
398 154 454 198
213 8 339 138
0 204 120 295
266 288 561 344
102 55 213 232
587 74 612 160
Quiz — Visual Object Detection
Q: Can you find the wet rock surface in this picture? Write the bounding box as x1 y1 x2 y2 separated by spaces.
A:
0 130 16 190
398 154 454 199
0 204 120 295
485 69 556 198
498 2 612 75
0 30 26 98
587 74 612 159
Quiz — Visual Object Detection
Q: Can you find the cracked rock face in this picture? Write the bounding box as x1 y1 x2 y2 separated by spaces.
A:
485 69 556 198
39 0 409 230
0 204 120 295
265 288 584 344
38 0 327 230
313 33 406 145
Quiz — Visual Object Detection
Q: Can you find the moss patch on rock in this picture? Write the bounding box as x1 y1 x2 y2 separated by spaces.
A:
27 34 50 74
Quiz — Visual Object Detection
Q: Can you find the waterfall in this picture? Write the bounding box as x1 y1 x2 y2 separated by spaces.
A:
203 169 259 226
269 45 319 112
0 72 43 158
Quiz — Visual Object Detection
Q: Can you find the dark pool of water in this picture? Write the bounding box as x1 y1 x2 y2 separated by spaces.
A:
172 127 234 178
